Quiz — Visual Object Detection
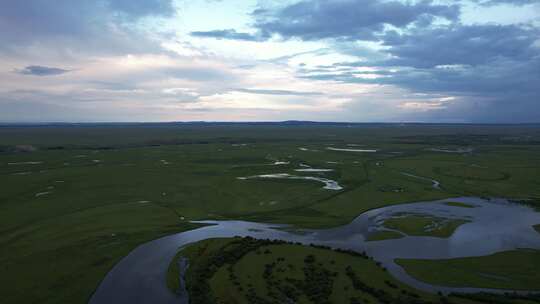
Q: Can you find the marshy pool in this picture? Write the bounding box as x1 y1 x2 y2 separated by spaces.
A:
89 197 540 304
237 173 343 190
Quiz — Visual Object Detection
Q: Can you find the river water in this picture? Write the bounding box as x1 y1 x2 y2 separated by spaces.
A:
89 197 540 304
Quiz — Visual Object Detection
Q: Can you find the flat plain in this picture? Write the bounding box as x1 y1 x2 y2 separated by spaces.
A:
1 123 540 303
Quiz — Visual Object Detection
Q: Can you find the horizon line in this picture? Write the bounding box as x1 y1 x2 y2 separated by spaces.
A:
1 120 540 126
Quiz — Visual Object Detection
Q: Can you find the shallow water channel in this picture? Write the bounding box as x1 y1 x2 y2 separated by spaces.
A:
89 197 540 304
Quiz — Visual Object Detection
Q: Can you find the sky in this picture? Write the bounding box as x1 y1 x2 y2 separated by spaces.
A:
0 0 539 123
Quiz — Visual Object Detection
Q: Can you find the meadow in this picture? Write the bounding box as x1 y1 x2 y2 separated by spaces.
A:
172 237 540 304
179 237 440 304
1 123 540 303
396 249 540 290
379 213 469 238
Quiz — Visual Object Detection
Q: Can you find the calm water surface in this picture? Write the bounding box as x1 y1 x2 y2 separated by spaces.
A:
89 197 540 304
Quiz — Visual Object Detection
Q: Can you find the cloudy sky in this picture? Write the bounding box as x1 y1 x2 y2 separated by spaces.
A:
0 0 539 123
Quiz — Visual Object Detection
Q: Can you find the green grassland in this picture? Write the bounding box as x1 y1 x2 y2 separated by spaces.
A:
172 237 540 304
381 214 469 238
396 249 540 290
1 124 540 303
176 237 440 304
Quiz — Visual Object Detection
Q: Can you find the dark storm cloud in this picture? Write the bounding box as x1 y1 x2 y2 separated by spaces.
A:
300 22 540 92
330 58 539 96
302 53 539 99
15 65 72 76
338 73 540 123
191 29 261 41
234 88 323 96
252 0 460 41
301 53 540 122
289 17 540 122
0 0 175 54
193 0 459 41
378 24 539 68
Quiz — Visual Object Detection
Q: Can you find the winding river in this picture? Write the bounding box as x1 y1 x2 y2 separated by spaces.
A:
89 197 540 304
